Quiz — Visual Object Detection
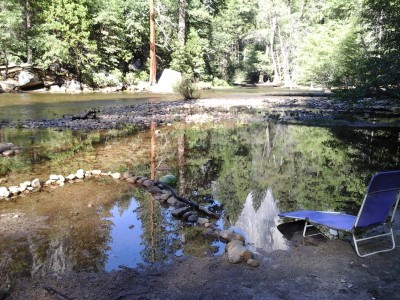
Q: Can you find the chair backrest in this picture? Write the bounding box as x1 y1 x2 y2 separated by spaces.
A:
355 170 400 228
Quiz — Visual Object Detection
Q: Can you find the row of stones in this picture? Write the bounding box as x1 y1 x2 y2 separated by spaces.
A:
0 168 259 267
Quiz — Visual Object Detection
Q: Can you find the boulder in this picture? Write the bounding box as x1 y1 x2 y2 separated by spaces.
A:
167 196 178 205
187 214 199 223
197 217 210 226
0 81 17 92
152 69 182 93
66 174 76 180
8 186 21 195
18 70 43 89
67 80 82 93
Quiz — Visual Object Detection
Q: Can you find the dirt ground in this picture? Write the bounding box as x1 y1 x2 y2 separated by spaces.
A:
6 225 400 300
1 181 399 300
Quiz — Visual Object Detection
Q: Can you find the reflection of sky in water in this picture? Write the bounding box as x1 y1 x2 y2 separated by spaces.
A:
234 190 288 253
105 198 144 271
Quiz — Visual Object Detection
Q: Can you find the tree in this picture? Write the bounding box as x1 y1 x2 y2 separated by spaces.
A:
0 0 24 75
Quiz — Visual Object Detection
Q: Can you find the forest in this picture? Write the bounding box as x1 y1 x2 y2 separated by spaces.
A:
0 0 399 98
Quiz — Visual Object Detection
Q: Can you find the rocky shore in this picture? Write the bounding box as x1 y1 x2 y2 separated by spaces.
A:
1 96 400 131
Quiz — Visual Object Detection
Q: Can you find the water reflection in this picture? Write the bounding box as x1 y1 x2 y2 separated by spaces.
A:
105 198 144 271
234 190 288 253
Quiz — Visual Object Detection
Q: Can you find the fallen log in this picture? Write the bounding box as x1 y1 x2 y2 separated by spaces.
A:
155 181 219 219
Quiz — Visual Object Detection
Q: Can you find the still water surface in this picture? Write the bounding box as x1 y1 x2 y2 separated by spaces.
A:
1 100 400 282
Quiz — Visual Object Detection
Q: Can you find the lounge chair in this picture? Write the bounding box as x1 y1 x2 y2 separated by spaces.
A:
278 170 400 257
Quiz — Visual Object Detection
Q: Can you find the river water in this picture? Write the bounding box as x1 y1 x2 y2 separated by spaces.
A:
1 91 400 284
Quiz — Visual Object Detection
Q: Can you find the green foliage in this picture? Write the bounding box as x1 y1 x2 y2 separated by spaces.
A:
174 77 199 100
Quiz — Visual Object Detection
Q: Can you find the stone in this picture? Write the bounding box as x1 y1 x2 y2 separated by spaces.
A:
126 177 137 184
226 240 247 264
76 173 85 179
2 149 15 156
58 175 65 182
137 177 147 184
219 229 245 243
66 174 76 180
182 211 193 220
31 178 41 188
111 172 121 180
197 217 210 226
160 192 172 201
142 180 154 187
0 143 13 153
20 181 31 191
123 171 134 179
49 174 59 180
188 214 198 223
0 187 10 198
45 179 55 186
148 186 163 194
172 207 190 218
247 259 259 267
167 196 178 205
152 69 182 93
8 186 21 195
92 170 102 175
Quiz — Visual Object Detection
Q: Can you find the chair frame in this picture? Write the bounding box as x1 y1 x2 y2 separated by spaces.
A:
302 190 400 257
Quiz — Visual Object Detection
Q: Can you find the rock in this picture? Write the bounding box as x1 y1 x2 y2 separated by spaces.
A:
76 169 85 179
58 175 65 182
142 180 154 187
148 186 163 194
151 69 182 93
167 196 178 205
8 186 21 195
219 230 245 243
20 181 31 191
18 70 43 89
0 143 13 153
67 79 82 93
126 177 137 184
111 172 121 180
172 206 190 218
45 179 55 186
188 214 198 223
197 217 210 226
0 187 10 198
159 174 178 186
182 211 193 220
2 149 15 156
72 109 97 120
247 259 259 267
226 240 249 264
136 177 147 184
123 171 134 179
66 174 76 180
31 178 41 188
49 174 59 180
160 192 172 201
92 170 102 175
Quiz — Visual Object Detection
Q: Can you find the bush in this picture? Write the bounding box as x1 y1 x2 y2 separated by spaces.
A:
174 77 199 100
92 69 123 87
212 77 229 87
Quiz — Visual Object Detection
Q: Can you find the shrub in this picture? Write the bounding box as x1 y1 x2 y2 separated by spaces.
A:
174 77 199 100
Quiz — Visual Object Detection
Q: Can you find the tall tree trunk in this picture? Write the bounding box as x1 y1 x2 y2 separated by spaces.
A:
178 0 186 45
269 16 280 85
149 0 157 84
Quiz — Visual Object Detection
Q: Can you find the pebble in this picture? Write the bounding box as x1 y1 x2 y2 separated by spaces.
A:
247 259 259 267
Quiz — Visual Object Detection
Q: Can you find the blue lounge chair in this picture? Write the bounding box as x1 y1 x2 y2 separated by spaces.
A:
278 170 400 257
